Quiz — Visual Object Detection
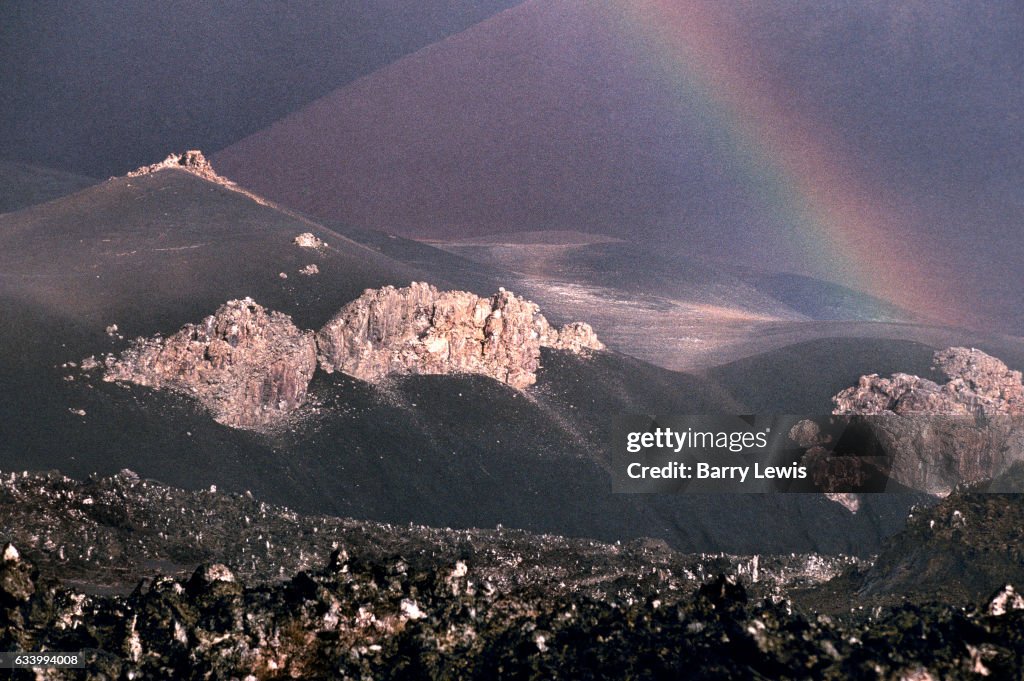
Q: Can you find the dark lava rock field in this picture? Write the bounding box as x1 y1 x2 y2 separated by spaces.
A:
3 471 1024 679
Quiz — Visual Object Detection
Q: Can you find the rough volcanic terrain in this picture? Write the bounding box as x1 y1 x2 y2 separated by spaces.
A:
3 472 1024 679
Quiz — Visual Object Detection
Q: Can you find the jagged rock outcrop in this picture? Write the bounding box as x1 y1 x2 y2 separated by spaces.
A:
104 298 316 430
545 321 604 353
316 283 601 389
124 150 279 208
833 347 1024 417
829 347 1024 495
100 285 601 428
127 150 220 182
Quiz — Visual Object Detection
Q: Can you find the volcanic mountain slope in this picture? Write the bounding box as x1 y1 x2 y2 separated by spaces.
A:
426 231 952 370
0 160 96 213
0 155 434 334
214 0 767 243
432 231 916 324
0 159 917 556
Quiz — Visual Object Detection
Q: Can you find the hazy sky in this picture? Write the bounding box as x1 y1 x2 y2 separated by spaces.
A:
0 0 523 175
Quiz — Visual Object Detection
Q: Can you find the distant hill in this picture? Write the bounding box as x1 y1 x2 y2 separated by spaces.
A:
0 160 96 213
734 271 921 323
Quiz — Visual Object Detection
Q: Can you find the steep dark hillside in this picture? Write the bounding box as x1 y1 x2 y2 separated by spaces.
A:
0 167 434 334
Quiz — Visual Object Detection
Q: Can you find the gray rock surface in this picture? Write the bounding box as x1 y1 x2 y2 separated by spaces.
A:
104 298 316 430
102 285 602 429
127 150 220 182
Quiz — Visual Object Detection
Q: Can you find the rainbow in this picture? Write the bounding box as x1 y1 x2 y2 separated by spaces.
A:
609 2 961 324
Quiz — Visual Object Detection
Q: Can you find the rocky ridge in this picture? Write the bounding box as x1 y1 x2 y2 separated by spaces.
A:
124 150 278 208
0 470 854 600
102 284 602 429
317 282 603 390
829 347 1024 495
103 299 316 430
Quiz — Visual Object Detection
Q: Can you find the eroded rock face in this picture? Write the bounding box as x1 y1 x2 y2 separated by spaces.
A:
316 283 600 389
100 285 601 429
833 347 1024 417
104 298 316 430
830 347 1024 495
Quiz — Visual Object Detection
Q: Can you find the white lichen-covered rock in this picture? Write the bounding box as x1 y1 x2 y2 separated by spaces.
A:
316 283 600 389
104 299 316 430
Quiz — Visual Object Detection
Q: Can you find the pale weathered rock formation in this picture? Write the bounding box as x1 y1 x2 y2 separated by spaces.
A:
101 285 601 429
104 298 316 430
293 233 325 249
833 347 1024 417
545 321 604 354
316 283 602 389
829 347 1024 495
124 150 280 209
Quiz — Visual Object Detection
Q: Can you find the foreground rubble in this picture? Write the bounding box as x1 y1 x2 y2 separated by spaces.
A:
3 539 1024 679
3 470 1024 678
